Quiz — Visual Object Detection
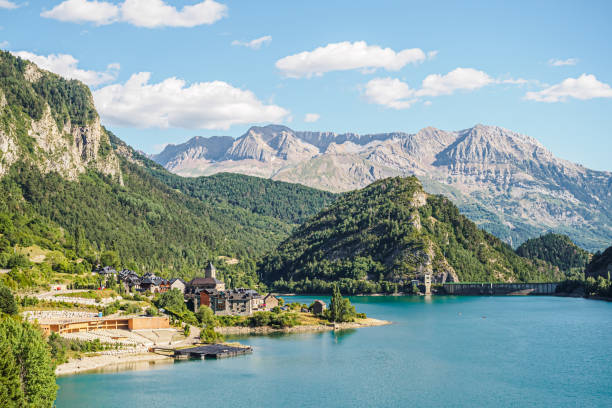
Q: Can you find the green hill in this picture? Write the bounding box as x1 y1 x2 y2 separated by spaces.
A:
148 171 337 225
259 177 562 294
0 51 333 289
585 246 612 279
516 233 591 276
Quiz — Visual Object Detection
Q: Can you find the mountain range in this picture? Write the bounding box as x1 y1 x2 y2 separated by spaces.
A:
153 124 612 251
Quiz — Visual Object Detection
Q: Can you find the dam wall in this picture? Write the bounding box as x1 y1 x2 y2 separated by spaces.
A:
442 282 558 296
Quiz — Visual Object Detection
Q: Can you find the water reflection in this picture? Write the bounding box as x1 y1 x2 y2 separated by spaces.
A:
332 328 356 344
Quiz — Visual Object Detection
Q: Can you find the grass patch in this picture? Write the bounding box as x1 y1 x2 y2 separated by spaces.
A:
55 289 118 300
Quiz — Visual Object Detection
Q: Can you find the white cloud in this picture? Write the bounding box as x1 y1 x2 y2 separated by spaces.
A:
365 68 502 109
41 0 227 28
232 35 271 50
548 58 578 67
121 0 227 28
276 41 428 78
93 72 290 130
12 51 120 87
416 68 494 97
364 77 416 110
0 1 18 9
304 113 320 123
525 74 612 102
41 0 120 25
427 50 438 59
0 40 8 48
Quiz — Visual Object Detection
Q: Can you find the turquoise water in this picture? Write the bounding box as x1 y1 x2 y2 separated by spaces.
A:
56 296 612 407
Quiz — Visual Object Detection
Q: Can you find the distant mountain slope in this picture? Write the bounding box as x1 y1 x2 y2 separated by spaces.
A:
259 177 561 294
516 233 592 274
150 171 338 225
151 124 612 252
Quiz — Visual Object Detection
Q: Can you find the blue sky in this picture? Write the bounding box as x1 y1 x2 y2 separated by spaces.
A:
2 0 611 171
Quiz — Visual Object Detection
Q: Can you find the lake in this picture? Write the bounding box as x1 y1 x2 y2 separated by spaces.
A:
55 296 612 407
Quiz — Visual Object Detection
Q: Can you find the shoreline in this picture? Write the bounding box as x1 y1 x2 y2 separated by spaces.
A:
56 318 390 375
55 352 174 376
215 317 390 335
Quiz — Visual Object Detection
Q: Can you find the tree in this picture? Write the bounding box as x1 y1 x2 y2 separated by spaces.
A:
100 251 120 268
0 318 57 407
200 326 223 344
155 289 186 313
195 305 215 327
0 287 18 315
327 285 356 323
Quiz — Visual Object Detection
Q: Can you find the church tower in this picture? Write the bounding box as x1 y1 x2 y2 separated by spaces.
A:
205 262 217 279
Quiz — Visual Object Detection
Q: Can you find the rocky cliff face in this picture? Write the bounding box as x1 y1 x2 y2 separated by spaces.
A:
153 124 612 251
0 53 121 182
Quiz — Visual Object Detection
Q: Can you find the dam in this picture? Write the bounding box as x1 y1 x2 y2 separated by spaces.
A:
442 282 558 296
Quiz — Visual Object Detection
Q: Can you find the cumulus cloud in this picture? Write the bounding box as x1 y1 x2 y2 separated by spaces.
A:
365 68 503 109
548 58 578 67
416 68 494 97
232 35 272 50
276 41 428 78
121 0 227 28
41 0 227 27
93 72 290 130
12 51 120 86
304 113 320 123
525 74 612 102
0 0 18 9
364 77 416 110
41 0 120 25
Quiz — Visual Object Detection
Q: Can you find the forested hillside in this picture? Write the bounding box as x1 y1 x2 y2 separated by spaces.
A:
260 177 562 294
0 51 331 289
151 171 338 225
516 233 591 276
585 246 612 279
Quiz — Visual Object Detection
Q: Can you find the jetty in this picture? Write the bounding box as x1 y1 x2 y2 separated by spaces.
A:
172 344 253 360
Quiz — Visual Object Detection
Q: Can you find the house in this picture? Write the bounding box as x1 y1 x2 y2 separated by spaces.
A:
139 274 170 293
96 266 117 276
209 288 263 316
169 278 187 294
311 300 326 315
199 288 217 308
262 293 279 311
118 269 141 292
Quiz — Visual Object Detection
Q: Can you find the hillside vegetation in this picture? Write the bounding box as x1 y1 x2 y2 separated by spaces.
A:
150 171 337 225
0 51 332 289
585 246 612 279
516 233 591 276
260 177 561 294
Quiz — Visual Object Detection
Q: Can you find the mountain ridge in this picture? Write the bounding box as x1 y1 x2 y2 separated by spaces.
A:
152 123 612 251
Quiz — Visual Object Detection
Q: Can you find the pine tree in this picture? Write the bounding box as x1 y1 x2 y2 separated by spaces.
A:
0 318 57 407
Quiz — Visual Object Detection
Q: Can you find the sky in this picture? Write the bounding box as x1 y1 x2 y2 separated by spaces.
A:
1 0 611 171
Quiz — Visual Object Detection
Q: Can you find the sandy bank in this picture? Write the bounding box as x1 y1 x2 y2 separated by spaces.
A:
215 317 390 335
55 352 173 376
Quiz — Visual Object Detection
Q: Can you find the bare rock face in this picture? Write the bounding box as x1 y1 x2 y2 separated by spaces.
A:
152 124 612 251
0 58 122 183
26 105 121 182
